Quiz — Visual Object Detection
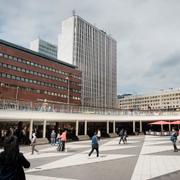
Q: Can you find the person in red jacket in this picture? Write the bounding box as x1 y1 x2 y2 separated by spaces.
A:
60 130 67 151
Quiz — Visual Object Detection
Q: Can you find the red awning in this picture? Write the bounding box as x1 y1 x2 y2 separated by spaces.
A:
148 120 170 125
171 120 180 124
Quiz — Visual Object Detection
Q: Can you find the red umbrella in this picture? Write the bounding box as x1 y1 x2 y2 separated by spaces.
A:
171 120 180 124
149 120 170 125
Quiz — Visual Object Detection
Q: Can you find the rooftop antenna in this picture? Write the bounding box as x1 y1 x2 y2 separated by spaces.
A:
72 9 76 16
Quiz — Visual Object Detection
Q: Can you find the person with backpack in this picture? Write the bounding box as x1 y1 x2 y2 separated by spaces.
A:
170 128 178 152
0 135 30 180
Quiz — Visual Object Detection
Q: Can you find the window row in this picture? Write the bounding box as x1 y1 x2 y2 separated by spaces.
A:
0 52 81 80
0 72 68 91
0 62 68 84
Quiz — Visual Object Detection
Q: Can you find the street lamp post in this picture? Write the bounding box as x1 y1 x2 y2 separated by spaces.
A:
66 77 70 111
15 86 19 109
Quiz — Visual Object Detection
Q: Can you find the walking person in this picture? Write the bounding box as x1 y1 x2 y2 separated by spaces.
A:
119 129 125 144
123 130 128 144
97 129 101 141
50 130 56 145
0 135 30 180
60 130 67 151
30 130 39 155
88 132 99 157
170 128 178 152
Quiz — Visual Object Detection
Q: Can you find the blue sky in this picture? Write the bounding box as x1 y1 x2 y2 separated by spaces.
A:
1 0 180 95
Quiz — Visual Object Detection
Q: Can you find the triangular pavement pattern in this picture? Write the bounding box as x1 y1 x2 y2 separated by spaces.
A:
26 174 78 180
140 145 172 155
27 153 136 173
131 155 180 180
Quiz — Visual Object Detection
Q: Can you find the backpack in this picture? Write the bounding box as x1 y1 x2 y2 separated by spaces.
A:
170 135 175 142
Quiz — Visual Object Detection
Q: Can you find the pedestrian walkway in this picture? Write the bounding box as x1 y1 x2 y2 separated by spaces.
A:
5 135 180 180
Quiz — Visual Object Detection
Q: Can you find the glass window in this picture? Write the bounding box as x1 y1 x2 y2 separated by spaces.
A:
2 73 6 77
7 64 12 69
13 66 17 70
12 75 16 80
4 54 8 58
8 56 13 60
17 67 21 71
3 64 7 68
16 76 20 80
13 57 17 61
0 52 3 57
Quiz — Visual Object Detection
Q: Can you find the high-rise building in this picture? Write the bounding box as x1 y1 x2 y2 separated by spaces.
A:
58 15 117 108
30 38 57 59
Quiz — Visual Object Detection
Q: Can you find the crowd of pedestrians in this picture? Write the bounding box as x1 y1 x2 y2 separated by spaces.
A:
2 124 180 180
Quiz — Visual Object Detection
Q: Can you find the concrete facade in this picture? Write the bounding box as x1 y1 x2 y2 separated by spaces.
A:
118 88 180 111
30 38 57 59
58 15 117 108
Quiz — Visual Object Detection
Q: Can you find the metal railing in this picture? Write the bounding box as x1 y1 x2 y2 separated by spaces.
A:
0 99 180 116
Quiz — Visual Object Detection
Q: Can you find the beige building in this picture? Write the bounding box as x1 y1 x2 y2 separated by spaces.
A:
118 89 180 110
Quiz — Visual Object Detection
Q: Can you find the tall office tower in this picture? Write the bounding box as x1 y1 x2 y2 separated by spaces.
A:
30 38 57 59
58 15 117 108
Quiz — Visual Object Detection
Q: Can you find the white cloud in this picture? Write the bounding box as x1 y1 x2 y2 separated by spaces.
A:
1 0 180 95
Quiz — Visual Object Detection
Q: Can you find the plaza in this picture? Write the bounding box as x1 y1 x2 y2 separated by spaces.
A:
4 135 179 180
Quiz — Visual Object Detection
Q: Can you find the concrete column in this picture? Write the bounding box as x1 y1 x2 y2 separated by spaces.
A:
84 121 87 135
43 120 47 138
107 121 109 134
133 121 136 133
169 123 171 132
161 124 163 132
29 119 33 139
76 120 79 136
113 121 116 133
140 121 142 133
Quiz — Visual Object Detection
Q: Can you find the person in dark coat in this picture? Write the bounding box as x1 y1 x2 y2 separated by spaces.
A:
0 135 30 180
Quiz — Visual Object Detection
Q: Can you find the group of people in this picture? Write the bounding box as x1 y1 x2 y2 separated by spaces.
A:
50 129 67 152
118 129 128 144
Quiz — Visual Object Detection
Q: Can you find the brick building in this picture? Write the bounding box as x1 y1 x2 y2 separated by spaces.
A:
0 39 81 105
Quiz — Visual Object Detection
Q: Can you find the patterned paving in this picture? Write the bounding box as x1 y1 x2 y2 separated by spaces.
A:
1 135 180 180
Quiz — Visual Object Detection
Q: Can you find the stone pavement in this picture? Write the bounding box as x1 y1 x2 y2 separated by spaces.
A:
2 135 180 180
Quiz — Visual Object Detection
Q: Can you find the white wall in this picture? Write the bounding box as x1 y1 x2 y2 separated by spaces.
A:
58 17 74 64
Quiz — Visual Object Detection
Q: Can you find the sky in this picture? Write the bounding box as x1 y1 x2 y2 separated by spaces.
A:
1 0 180 95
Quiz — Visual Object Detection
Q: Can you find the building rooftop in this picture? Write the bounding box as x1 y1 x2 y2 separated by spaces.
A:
0 39 77 69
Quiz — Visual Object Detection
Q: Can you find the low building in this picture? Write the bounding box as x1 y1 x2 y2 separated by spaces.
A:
118 89 180 111
0 39 81 105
